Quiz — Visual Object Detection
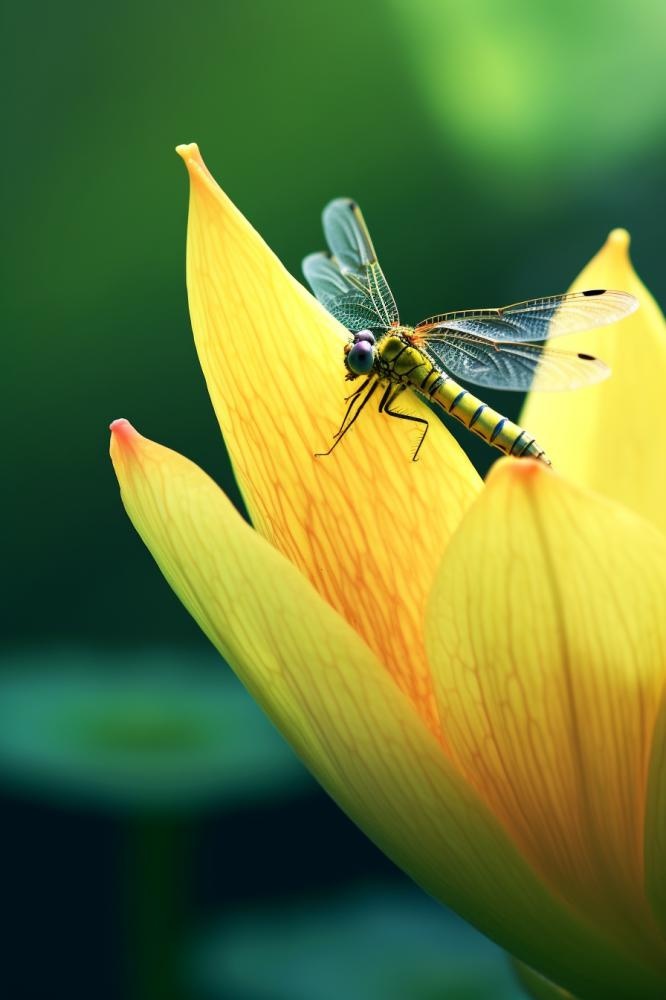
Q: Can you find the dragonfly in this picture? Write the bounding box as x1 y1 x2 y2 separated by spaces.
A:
302 199 638 465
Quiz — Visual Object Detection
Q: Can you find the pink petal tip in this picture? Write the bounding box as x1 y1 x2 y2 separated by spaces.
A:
109 418 136 440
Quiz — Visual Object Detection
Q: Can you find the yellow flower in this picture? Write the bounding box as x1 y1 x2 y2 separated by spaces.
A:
521 228 666 535
110 145 666 999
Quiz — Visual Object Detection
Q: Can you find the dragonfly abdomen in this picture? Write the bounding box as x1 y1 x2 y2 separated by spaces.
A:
422 371 551 465
376 334 550 465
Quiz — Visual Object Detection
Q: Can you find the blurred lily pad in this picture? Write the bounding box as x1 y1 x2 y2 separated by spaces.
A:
191 886 522 1000
0 648 310 811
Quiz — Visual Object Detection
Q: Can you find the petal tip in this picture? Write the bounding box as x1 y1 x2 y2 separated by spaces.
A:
175 141 214 183
109 417 136 440
607 227 631 250
483 456 557 506
176 141 218 198
175 141 201 165
599 227 632 268
487 456 548 487
109 419 141 464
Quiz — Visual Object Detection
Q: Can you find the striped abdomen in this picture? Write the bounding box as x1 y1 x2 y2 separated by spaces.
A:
416 365 551 465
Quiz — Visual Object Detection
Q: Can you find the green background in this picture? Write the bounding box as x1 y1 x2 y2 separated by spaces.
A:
3 1 665 997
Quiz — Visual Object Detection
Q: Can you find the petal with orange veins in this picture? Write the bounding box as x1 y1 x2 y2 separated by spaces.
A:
426 458 666 978
175 143 481 731
521 229 666 535
110 421 665 998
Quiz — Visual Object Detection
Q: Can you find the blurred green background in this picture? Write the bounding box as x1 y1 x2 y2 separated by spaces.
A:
3 0 665 997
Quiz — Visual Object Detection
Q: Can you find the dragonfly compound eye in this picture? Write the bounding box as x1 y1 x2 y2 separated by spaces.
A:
354 329 376 344
347 340 375 375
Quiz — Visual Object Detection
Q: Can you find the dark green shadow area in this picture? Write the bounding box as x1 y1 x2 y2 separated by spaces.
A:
0 647 312 1000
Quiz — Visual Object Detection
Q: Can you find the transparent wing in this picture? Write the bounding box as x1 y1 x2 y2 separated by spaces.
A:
302 252 384 331
322 197 378 271
422 333 610 392
321 198 399 329
416 290 637 343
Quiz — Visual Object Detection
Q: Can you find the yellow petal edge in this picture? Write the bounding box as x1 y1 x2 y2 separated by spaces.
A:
111 420 665 998
512 959 576 1000
521 229 666 536
426 456 666 987
176 143 481 733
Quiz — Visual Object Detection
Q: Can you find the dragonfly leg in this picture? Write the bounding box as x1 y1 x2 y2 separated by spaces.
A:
380 385 429 462
338 377 372 431
315 380 378 458
343 377 373 405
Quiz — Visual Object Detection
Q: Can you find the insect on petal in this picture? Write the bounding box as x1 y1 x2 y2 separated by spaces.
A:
176 143 481 734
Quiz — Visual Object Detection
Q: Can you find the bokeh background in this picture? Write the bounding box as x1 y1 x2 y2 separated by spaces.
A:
4 0 665 997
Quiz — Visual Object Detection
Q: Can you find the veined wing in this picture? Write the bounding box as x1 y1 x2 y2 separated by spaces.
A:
302 252 384 331
421 332 610 392
416 290 637 343
322 198 399 329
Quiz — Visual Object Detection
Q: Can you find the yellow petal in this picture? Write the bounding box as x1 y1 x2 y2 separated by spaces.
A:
176 143 480 731
426 458 666 976
110 420 665 997
521 229 666 535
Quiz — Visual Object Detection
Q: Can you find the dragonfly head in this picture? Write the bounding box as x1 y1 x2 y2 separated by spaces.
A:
344 330 376 377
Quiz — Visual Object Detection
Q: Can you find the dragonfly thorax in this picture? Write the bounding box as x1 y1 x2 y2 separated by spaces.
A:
376 332 426 379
